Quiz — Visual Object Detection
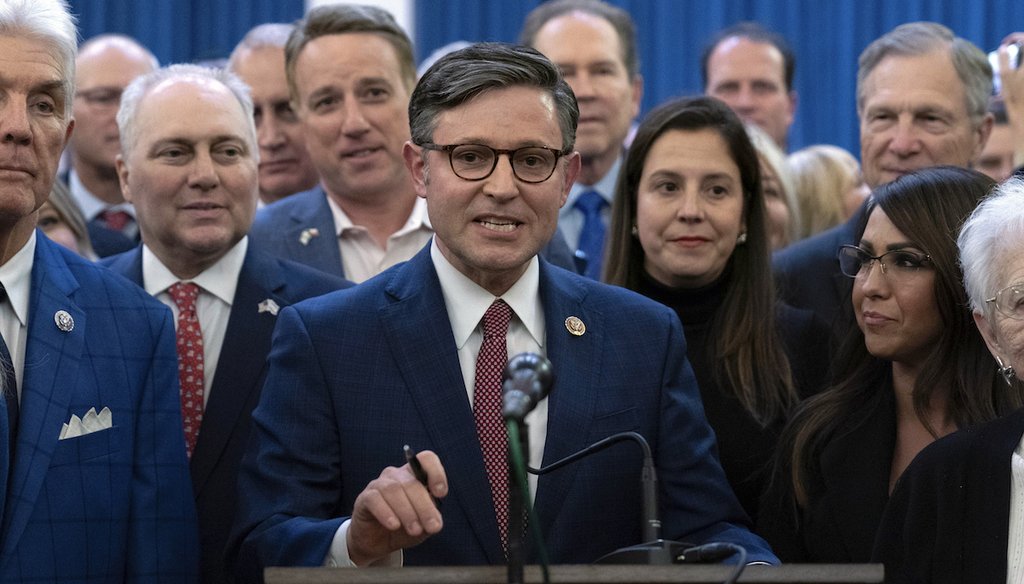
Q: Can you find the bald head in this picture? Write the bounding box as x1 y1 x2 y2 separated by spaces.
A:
72 35 158 181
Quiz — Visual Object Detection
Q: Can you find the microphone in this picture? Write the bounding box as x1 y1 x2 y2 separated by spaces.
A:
528 432 663 547
501 353 554 421
529 431 747 567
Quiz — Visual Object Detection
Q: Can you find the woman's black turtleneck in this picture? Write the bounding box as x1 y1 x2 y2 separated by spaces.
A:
636 270 829 524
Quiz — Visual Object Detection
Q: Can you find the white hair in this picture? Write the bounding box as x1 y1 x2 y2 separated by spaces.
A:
0 0 78 116
117 64 257 161
228 23 293 69
958 176 1024 315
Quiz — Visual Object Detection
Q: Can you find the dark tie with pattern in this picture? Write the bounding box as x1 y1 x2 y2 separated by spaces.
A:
0 285 18 462
574 190 608 280
168 282 204 458
98 209 133 233
474 299 512 552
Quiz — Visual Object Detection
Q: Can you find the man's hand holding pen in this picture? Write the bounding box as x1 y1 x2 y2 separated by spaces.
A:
346 447 448 567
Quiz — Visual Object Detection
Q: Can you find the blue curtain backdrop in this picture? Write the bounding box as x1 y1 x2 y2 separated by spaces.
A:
415 0 1024 156
68 0 305 64
63 0 1024 156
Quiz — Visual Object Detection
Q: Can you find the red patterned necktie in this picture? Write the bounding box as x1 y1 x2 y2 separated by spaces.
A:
99 209 132 233
474 299 512 551
168 282 204 458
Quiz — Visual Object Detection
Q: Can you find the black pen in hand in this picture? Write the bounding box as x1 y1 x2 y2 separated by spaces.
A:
403 444 440 508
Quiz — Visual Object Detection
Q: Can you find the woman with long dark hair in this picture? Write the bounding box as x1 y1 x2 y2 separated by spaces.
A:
760 166 1024 562
605 96 828 522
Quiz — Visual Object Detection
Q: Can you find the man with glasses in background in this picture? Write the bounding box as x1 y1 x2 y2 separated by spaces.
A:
67 34 158 257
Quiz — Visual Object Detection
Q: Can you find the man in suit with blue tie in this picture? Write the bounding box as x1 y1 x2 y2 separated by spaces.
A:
230 42 775 578
105 64 349 583
521 0 644 279
0 0 198 579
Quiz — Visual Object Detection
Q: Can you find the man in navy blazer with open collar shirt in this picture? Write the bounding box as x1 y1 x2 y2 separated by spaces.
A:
230 42 775 578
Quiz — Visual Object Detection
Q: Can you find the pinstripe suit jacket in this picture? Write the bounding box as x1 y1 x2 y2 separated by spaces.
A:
0 233 198 581
228 245 776 580
103 242 350 584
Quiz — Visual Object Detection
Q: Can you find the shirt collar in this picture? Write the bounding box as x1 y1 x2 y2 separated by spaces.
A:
565 155 622 210
430 238 543 350
327 195 432 238
68 169 135 221
142 236 248 305
0 230 36 327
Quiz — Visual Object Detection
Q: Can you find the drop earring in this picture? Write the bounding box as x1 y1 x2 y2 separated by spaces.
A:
996 355 1016 387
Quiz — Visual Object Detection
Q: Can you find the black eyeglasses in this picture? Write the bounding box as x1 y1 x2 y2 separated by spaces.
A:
417 142 569 184
837 245 933 279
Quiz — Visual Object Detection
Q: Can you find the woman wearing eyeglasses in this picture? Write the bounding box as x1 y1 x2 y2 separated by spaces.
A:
872 176 1024 583
603 96 830 525
759 166 1024 563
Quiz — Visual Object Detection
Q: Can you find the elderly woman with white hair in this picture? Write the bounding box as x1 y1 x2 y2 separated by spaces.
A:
873 176 1024 583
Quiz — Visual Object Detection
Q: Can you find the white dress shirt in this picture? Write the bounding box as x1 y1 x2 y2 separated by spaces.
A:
557 156 621 250
142 237 248 406
0 231 38 401
68 169 136 223
326 238 549 567
327 195 433 283
1007 433 1024 582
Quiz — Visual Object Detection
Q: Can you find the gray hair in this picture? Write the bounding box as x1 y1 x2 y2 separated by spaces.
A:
959 177 1024 315
519 0 639 80
410 42 579 153
228 23 293 68
857 22 992 125
0 0 78 117
79 34 159 70
285 4 415 103
117 64 256 161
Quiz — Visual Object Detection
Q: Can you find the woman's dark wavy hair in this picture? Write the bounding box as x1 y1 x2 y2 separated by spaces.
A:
606 95 796 425
780 165 1023 506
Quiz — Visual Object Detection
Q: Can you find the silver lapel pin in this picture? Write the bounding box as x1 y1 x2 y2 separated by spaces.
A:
299 228 320 246
54 310 74 332
258 298 280 316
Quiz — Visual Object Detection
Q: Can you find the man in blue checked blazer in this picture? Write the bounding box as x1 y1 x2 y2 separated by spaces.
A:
229 42 775 579
0 0 197 580
105 63 349 584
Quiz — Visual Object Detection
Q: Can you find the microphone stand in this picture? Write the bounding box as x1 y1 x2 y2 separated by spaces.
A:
506 417 529 584
526 432 689 565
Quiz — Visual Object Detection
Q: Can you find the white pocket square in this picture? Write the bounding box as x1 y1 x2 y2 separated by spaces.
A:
59 407 112 440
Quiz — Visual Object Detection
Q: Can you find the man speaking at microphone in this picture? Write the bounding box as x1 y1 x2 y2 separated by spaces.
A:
229 42 776 578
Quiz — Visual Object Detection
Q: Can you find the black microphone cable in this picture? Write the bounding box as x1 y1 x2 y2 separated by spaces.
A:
677 542 747 584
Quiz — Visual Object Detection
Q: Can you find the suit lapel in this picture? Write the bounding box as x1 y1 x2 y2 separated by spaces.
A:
283 188 344 278
103 246 144 283
3 237 85 557
531 263 601 543
191 248 284 495
378 248 505 563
